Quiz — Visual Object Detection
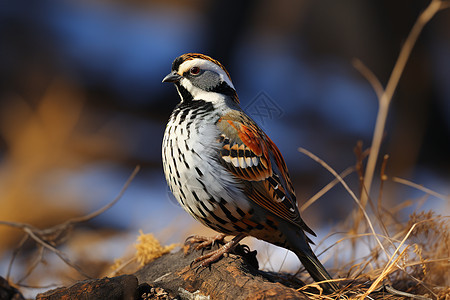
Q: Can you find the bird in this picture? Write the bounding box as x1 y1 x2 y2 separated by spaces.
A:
161 53 339 294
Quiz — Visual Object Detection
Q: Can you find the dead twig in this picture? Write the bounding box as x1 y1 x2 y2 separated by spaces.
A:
392 177 450 202
356 0 448 229
298 147 388 260
300 166 355 213
0 165 140 282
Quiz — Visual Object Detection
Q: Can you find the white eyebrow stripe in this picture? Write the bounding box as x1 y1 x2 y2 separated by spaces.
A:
179 58 235 89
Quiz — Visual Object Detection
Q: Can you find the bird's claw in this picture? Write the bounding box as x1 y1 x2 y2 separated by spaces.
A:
185 233 227 251
187 234 245 270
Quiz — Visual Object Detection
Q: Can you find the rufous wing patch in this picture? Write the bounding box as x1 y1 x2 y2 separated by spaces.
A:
218 113 272 181
217 111 314 233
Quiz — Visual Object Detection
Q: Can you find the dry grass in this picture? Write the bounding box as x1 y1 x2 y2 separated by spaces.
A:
110 230 178 277
296 147 449 299
293 1 450 298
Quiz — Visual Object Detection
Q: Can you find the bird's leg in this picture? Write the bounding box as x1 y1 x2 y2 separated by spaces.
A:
191 234 246 267
185 233 227 251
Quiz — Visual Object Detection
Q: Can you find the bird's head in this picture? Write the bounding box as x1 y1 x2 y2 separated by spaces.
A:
162 53 239 104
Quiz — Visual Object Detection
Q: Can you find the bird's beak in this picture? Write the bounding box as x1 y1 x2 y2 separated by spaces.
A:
162 71 182 83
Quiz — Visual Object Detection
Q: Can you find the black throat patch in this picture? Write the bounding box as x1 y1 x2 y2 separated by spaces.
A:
175 83 193 103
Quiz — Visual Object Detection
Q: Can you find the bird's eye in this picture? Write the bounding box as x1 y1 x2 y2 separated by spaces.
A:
190 67 200 75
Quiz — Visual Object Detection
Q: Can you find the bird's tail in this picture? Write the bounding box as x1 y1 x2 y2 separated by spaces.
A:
295 250 339 294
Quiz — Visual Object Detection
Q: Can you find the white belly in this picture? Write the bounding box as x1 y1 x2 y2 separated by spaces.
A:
161 103 250 232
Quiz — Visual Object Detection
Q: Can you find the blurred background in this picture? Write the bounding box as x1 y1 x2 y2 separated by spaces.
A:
0 0 449 296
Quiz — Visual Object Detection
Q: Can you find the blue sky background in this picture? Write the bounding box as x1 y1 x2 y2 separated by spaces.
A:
0 0 449 295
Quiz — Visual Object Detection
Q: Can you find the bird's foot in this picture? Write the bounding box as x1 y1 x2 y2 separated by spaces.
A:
185 233 227 251
184 234 246 268
191 234 245 268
